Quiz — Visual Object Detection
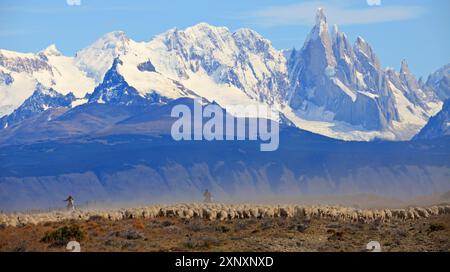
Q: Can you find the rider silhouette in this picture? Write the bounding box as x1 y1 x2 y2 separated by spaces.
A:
203 189 212 203
64 195 75 211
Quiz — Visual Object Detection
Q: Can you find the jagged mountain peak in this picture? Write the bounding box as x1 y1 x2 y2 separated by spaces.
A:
162 23 269 45
34 82 57 96
40 44 62 57
100 30 130 44
293 10 335 73
154 23 231 53
332 26 353 59
0 83 75 129
80 30 131 56
74 30 133 83
415 99 450 139
172 22 232 45
159 22 272 53
400 59 411 75
316 7 327 26
355 36 366 45
109 30 128 38
314 7 330 41
306 8 332 43
427 64 450 81
0 47 52 74
331 26 352 51
86 30 130 53
426 64 450 101
330 24 339 40
0 43 95 118
233 27 265 41
353 36 380 70
185 22 230 33
354 36 372 55
286 8 443 135
103 56 123 77
232 27 274 53
148 21 289 105
87 56 153 106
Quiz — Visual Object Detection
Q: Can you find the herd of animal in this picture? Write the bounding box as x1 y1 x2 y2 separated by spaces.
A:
1 203 450 227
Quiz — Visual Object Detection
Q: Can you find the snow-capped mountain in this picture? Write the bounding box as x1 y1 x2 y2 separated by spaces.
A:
0 45 96 117
415 99 450 140
145 23 290 106
75 31 130 83
0 8 448 141
75 31 199 102
72 24 289 113
88 58 161 106
425 64 450 101
287 8 442 139
0 83 75 129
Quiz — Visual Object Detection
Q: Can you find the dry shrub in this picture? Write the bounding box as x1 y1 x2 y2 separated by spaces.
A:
41 225 85 246
428 223 445 232
183 236 222 249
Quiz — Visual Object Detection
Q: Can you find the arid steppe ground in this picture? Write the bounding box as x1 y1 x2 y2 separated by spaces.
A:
1 214 449 252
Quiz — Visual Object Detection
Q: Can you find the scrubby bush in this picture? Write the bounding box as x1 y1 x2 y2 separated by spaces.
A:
41 225 85 246
428 223 445 232
183 236 222 249
161 220 174 227
215 225 230 233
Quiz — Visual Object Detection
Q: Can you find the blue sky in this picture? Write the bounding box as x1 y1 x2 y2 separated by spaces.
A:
0 0 449 78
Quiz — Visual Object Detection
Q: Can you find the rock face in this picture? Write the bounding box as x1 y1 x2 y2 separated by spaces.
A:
0 70 13 86
426 64 450 101
287 9 440 133
88 58 154 106
0 49 52 74
137 60 156 72
415 99 450 139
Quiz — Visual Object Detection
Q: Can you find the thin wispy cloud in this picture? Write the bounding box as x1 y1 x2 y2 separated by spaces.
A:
0 29 25 38
366 0 382 6
248 1 424 26
66 0 81 6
